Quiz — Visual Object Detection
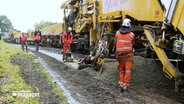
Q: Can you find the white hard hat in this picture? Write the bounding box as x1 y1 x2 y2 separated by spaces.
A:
68 27 72 31
122 18 131 27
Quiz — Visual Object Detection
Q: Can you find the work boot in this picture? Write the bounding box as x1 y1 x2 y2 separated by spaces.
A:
119 83 129 92
119 86 129 92
123 83 130 93
123 88 129 93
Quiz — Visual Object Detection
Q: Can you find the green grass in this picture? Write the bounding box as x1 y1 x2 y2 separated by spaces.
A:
0 41 38 103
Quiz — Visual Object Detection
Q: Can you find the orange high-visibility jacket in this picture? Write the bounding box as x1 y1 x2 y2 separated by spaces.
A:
62 32 73 44
115 31 135 54
35 35 41 41
20 35 26 42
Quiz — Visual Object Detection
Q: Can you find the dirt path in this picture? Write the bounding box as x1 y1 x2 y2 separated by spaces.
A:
29 47 184 104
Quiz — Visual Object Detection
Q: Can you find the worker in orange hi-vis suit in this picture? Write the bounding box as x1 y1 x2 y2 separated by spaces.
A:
35 32 41 52
20 32 28 51
114 18 135 92
62 27 73 61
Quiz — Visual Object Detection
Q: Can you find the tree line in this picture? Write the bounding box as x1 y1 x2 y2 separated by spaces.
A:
0 15 55 36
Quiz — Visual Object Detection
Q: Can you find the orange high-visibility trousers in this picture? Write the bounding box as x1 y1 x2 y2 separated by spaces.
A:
62 42 71 58
116 53 133 85
63 43 71 52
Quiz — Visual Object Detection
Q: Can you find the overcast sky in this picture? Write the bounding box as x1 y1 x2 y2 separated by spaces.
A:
0 0 170 32
0 0 67 32
161 0 171 9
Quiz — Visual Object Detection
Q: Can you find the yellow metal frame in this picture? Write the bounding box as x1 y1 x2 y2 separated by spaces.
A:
98 11 122 22
144 29 182 79
74 19 91 33
171 0 184 36
98 0 163 22
9 29 21 35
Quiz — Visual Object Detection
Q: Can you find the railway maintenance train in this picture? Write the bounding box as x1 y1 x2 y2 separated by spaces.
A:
61 0 184 91
8 29 21 43
8 23 63 47
40 23 63 47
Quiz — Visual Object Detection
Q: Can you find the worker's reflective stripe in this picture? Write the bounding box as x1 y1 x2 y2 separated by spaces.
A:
119 70 125 73
116 46 132 50
119 70 131 73
117 32 134 43
117 39 131 43
125 70 131 72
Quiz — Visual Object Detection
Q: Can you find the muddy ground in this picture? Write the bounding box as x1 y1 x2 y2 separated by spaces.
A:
25 47 184 104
